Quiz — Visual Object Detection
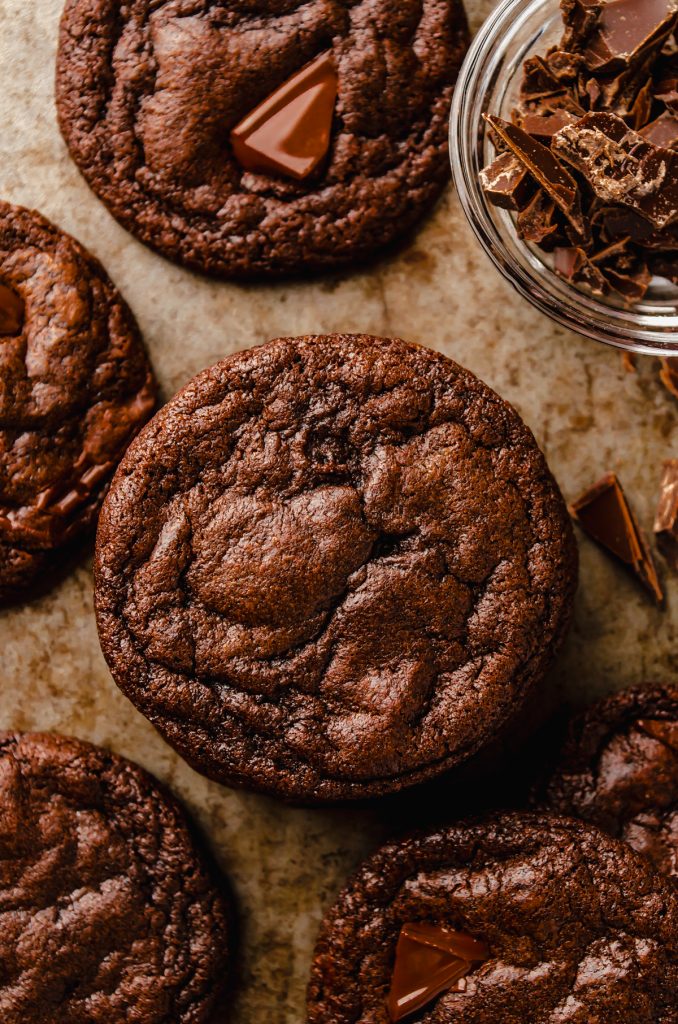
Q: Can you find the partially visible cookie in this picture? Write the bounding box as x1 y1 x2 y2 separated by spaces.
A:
56 0 470 278
94 334 577 803
539 684 678 879
307 813 678 1024
0 731 231 1024
0 200 156 603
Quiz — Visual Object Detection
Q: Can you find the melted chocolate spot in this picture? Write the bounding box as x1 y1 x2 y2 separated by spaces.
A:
386 923 489 1022
230 51 337 182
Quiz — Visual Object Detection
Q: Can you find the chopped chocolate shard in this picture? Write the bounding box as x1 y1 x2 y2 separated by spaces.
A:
485 115 584 233
386 923 489 1023
553 112 678 230
479 152 535 210
230 51 337 181
641 110 678 148
570 472 664 604
520 56 564 100
604 263 651 301
0 281 24 336
546 49 586 84
554 246 608 293
654 459 678 571
654 60 678 109
517 109 580 142
629 77 655 130
517 190 559 244
583 0 678 74
560 0 603 53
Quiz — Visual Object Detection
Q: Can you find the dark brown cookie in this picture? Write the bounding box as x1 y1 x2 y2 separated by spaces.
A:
56 1 469 279
0 200 156 604
94 334 577 802
307 812 678 1023
539 684 678 879
0 731 231 1024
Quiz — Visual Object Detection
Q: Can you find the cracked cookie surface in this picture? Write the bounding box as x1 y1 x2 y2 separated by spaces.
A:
94 334 577 802
307 813 678 1023
56 0 469 278
0 731 231 1024
0 200 156 604
540 685 678 880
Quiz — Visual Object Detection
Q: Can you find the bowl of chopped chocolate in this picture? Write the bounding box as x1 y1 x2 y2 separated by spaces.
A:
451 0 678 355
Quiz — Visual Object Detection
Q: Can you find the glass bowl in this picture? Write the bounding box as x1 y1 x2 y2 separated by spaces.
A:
450 0 678 356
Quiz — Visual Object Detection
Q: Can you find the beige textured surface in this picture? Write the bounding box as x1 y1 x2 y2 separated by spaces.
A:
0 2 676 1021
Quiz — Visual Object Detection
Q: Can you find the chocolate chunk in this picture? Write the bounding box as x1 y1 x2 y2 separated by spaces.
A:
570 472 664 604
386 923 489 1023
554 246 608 293
560 0 603 52
641 110 678 147
583 0 678 74
479 152 535 210
546 49 587 84
553 112 678 230
604 263 651 301
517 190 560 244
485 116 584 233
517 109 580 142
230 51 337 181
655 460 678 572
629 77 655 129
520 56 564 100
0 281 24 336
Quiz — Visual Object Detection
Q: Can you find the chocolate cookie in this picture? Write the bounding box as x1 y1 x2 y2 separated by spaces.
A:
0 731 231 1024
0 200 156 604
56 1 469 278
95 334 577 802
307 812 678 1023
539 684 678 879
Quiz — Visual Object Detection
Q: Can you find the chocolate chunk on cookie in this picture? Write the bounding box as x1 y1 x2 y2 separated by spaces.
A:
56 1 469 278
307 812 678 1023
0 731 231 1024
94 334 577 802
539 684 678 878
0 200 156 604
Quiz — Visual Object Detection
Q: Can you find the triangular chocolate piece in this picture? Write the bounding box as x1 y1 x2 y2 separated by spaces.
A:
230 51 337 181
0 281 24 336
570 472 663 604
386 923 489 1023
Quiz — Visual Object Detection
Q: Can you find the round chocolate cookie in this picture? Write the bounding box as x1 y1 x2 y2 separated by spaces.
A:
539 684 678 879
0 731 231 1024
0 200 156 604
307 812 678 1023
56 1 469 278
95 334 577 802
